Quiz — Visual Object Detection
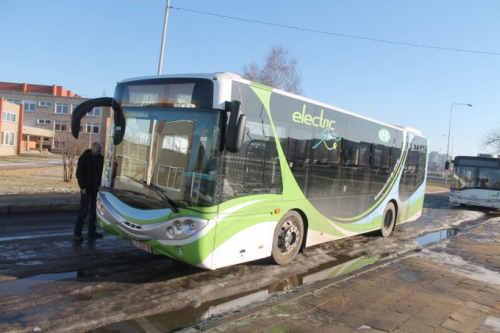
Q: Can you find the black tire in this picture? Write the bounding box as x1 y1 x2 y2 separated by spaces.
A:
271 211 304 265
381 202 396 238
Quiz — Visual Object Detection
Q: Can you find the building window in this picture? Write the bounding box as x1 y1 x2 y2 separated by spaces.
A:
55 103 69 114
38 119 51 124
2 111 16 123
1 132 15 146
54 120 68 132
88 107 101 117
71 104 79 113
24 100 36 112
54 139 66 149
86 123 100 134
39 101 53 107
6 98 21 105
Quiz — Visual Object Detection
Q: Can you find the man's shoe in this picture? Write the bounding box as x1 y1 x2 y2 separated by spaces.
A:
74 235 83 242
89 232 104 239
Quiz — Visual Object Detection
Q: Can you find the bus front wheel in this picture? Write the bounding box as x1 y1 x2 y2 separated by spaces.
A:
271 211 304 265
381 202 396 238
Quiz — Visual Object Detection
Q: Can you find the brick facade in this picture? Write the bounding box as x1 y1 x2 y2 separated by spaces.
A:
0 81 109 156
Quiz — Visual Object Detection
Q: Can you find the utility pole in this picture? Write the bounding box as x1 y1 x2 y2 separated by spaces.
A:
445 103 472 186
157 0 171 75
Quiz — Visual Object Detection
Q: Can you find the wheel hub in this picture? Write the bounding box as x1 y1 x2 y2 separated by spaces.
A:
280 224 299 252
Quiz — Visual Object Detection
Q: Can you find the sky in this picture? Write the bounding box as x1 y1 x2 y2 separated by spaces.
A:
1 0 499 158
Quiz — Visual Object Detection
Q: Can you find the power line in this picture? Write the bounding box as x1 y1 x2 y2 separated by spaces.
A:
168 6 500 56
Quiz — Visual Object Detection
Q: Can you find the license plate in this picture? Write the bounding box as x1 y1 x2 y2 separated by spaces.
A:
131 239 153 253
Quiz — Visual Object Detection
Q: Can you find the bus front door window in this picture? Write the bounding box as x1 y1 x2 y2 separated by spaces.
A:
154 121 193 203
184 125 221 206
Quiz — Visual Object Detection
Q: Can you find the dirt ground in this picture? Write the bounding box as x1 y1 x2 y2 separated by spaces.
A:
0 166 79 194
0 153 79 194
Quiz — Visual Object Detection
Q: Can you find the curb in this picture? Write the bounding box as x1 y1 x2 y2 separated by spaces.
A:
0 202 79 214
0 192 80 214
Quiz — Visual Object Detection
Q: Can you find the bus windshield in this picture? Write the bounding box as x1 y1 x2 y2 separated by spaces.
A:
104 107 223 209
451 159 500 190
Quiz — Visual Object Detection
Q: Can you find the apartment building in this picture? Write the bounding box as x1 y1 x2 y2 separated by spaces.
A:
0 82 109 155
0 99 22 155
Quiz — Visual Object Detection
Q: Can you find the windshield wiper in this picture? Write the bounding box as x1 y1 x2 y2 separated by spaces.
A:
126 176 180 213
102 187 159 202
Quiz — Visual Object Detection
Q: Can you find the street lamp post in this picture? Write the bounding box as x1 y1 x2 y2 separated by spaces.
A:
445 103 472 185
443 134 454 162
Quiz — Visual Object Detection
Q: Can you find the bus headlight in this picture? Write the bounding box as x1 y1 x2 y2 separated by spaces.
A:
165 217 208 240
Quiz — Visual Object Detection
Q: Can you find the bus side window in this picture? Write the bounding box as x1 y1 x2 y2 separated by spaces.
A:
359 142 371 166
244 140 282 193
245 140 265 183
373 145 383 168
343 140 358 166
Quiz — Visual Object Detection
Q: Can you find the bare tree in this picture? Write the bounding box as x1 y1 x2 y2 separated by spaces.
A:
481 125 500 154
242 61 261 83
56 132 88 182
242 45 302 95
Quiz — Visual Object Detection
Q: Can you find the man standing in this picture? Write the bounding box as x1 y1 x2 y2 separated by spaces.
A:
74 142 104 241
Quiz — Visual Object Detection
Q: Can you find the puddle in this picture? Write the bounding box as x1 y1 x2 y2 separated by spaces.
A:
16 261 44 266
0 298 73 325
0 272 76 294
0 270 102 294
414 229 459 247
92 254 381 332
93 289 270 332
298 255 380 285
0 232 74 242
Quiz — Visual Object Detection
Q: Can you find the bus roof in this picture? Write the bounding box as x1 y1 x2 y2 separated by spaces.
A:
477 153 499 158
117 72 426 139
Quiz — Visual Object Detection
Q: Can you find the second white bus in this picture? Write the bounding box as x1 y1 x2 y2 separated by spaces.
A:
449 154 500 209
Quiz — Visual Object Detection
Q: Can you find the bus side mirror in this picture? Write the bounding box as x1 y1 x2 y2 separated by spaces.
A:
445 161 450 170
111 102 126 145
71 97 126 145
224 100 246 153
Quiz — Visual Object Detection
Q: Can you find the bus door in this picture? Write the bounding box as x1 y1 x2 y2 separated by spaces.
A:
153 121 194 202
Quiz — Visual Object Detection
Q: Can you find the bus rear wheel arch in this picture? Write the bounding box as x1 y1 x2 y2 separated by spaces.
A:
271 211 304 265
380 201 397 238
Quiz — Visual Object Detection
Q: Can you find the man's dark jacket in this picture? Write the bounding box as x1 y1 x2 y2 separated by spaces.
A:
76 149 104 191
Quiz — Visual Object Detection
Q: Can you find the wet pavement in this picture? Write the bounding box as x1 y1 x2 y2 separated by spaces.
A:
1 189 500 332
189 217 500 333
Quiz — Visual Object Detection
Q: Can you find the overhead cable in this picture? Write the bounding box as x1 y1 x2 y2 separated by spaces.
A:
133 1 500 56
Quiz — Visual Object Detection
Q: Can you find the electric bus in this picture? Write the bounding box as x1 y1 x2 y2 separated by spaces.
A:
449 154 500 209
71 72 428 270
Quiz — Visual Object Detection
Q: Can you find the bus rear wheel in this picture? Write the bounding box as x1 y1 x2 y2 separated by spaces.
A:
381 202 396 238
271 211 304 265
